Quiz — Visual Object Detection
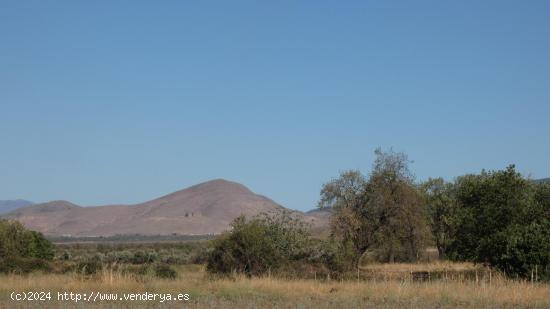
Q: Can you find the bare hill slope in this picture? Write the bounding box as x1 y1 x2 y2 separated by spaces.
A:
3 179 328 236
0 199 33 214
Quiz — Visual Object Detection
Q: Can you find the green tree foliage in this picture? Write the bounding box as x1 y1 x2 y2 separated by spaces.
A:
0 220 54 260
421 178 457 259
319 148 429 266
447 166 550 279
318 170 370 267
311 238 357 273
206 211 311 276
0 220 54 274
28 231 55 260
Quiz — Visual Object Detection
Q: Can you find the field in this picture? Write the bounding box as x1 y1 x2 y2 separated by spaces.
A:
1 263 549 308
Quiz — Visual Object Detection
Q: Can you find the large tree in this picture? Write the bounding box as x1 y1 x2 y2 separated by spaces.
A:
319 148 428 265
447 166 550 279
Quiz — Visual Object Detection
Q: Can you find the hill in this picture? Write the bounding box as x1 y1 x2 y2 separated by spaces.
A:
2 179 328 236
534 178 550 184
0 199 33 214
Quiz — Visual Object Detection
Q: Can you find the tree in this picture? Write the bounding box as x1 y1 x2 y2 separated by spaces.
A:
421 178 457 259
28 231 55 260
0 220 32 258
447 165 550 279
319 170 370 267
319 148 429 266
0 220 55 261
366 148 428 262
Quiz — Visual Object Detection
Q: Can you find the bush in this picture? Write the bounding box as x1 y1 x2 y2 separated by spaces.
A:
206 212 312 276
0 257 52 274
75 259 102 275
310 239 356 273
0 220 55 260
131 250 157 264
154 263 177 279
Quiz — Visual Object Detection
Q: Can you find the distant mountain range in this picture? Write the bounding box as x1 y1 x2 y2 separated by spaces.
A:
1 179 329 237
534 178 550 184
0 199 33 214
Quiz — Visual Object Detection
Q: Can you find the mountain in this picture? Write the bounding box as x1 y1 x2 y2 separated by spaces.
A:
305 207 333 238
306 207 333 220
2 179 329 236
534 178 550 184
0 199 33 214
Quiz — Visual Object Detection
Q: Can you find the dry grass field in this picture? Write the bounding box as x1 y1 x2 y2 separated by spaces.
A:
1 264 549 308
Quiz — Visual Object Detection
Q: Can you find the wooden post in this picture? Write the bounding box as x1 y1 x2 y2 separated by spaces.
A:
535 265 538 282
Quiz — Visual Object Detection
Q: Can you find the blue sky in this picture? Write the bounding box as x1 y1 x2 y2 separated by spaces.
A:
1 1 549 211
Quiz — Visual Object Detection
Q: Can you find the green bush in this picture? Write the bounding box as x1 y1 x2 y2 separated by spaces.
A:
207 212 312 276
131 250 157 264
75 259 102 275
0 220 55 275
311 238 356 273
0 257 52 274
154 263 177 279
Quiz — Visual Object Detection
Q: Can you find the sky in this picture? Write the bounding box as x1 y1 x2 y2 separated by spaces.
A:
1 1 549 211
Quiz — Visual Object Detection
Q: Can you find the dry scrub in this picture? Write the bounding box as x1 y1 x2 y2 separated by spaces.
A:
0 264 549 308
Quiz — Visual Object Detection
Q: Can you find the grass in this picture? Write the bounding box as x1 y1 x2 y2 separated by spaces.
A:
1 264 549 308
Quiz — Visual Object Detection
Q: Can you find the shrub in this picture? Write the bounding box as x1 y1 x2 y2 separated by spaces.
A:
0 257 52 274
206 212 312 276
131 250 157 264
311 238 356 273
154 263 177 279
75 258 103 275
0 220 54 260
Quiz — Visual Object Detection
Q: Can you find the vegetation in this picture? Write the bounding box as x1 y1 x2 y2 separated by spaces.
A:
0 147 549 307
0 220 55 273
49 234 215 244
319 148 429 266
421 177 456 259
0 220 54 260
206 211 312 276
202 148 549 282
1 265 549 308
443 166 550 280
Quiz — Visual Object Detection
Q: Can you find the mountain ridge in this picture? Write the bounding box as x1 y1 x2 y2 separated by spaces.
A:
0 199 34 214
2 179 328 236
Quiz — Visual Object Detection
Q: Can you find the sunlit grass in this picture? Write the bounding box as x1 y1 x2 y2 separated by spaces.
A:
1 264 549 308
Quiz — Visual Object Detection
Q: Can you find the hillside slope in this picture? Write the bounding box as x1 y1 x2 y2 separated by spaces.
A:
0 199 33 214
3 180 328 236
